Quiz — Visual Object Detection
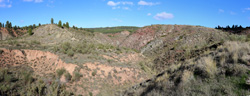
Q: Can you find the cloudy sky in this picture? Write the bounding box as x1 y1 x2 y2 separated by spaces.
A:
0 0 249 28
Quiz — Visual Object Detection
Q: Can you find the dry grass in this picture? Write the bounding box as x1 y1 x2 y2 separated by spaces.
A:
123 41 250 96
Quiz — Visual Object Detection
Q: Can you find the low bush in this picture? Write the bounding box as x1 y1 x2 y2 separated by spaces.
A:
64 72 72 81
73 72 82 82
56 68 66 78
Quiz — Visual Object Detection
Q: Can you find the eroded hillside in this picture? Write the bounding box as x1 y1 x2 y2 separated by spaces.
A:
0 24 249 96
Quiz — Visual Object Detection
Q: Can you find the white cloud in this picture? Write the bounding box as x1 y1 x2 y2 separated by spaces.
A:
121 1 133 5
23 0 43 3
154 12 174 20
138 0 160 6
147 13 151 16
0 4 11 8
107 1 133 6
112 6 120 9
245 8 250 11
107 1 133 10
123 7 129 10
0 0 12 8
47 0 55 8
218 9 224 13
107 1 120 6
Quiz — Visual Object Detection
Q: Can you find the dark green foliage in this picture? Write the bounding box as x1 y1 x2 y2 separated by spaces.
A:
73 72 82 81
215 25 248 34
64 72 72 81
73 25 77 29
51 18 54 24
28 28 33 35
58 20 62 27
63 23 66 27
13 25 18 30
92 70 97 76
56 68 66 78
66 49 74 57
5 21 12 28
89 92 93 96
66 22 69 28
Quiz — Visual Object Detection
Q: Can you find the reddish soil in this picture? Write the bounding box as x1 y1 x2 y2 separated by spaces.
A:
0 48 77 76
0 28 26 40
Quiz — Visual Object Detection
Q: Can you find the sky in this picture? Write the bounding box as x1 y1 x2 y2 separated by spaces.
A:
0 0 249 28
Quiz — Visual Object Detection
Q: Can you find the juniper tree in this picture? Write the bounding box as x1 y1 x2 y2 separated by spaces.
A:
51 18 54 24
58 20 62 27
66 22 69 28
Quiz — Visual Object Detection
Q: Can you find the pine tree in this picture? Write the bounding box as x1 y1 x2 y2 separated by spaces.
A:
9 22 12 28
232 25 235 29
63 23 66 27
58 20 62 27
0 22 1 29
51 18 54 24
14 25 17 30
5 21 9 28
39 23 41 26
66 22 69 28
239 25 243 29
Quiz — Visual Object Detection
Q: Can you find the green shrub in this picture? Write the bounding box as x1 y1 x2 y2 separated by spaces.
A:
92 70 97 76
28 28 33 35
64 72 72 81
61 42 71 54
73 72 82 81
56 68 66 78
246 34 250 42
89 92 93 96
67 49 74 57
23 72 33 84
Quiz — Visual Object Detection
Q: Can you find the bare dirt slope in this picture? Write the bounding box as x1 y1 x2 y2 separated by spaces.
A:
0 28 26 40
0 48 148 95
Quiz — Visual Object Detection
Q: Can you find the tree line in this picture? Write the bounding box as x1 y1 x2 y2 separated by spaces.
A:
51 18 70 28
215 25 250 34
0 18 72 35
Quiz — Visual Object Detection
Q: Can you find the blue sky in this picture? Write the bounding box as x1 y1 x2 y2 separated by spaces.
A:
0 0 249 28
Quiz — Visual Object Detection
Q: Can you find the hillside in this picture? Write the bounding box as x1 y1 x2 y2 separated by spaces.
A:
0 24 249 96
0 28 26 40
123 41 250 96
